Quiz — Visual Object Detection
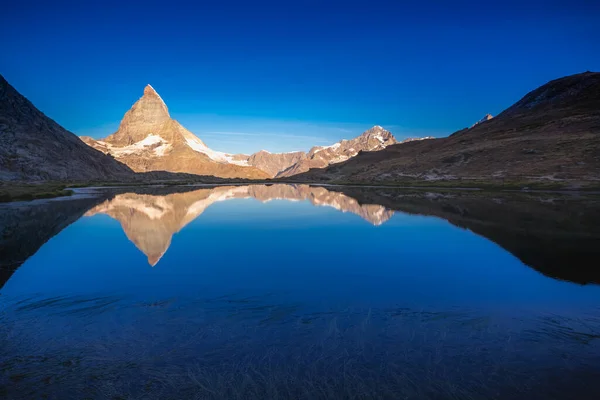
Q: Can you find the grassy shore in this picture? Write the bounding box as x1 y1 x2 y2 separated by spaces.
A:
0 183 74 203
2 177 599 203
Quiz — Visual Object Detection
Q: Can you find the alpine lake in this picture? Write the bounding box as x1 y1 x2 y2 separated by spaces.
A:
1 184 599 400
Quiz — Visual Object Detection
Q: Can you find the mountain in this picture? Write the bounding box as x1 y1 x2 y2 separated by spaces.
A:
239 126 398 178
81 85 269 179
277 126 398 178
82 89 403 178
245 150 308 178
471 113 493 127
85 184 393 265
399 136 435 143
291 72 600 185
0 74 133 181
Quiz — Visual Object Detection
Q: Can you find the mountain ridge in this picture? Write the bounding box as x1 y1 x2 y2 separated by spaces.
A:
290 71 600 184
81 86 270 179
80 85 404 178
0 74 133 181
272 125 399 178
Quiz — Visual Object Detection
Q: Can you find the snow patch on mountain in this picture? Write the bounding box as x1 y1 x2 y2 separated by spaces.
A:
93 196 173 220
183 135 249 166
153 142 172 156
98 134 166 156
471 114 494 128
185 186 251 218
312 142 341 155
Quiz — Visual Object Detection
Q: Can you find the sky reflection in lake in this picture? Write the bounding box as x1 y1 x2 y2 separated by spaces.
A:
1 185 599 399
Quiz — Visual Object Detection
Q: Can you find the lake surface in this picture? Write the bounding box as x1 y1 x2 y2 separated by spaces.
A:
1 184 600 399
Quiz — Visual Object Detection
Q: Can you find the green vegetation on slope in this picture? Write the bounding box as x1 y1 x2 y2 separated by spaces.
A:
0 183 73 203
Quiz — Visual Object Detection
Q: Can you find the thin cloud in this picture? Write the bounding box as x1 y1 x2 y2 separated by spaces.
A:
330 127 353 133
200 131 330 142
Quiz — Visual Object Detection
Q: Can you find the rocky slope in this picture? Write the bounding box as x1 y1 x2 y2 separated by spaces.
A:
245 150 308 177
203 126 401 178
471 113 493 127
81 85 269 179
0 74 133 181
291 72 600 184
82 87 406 178
274 126 398 178
86 184 393 265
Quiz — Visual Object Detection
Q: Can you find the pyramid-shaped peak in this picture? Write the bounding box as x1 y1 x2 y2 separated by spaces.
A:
144 84 160 97
147 250 166 267
140 84 168 113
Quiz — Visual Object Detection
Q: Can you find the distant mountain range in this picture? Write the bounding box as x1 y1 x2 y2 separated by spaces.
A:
292 72 600 184
249 125 400 178
2 71 598 184
81 85 404 178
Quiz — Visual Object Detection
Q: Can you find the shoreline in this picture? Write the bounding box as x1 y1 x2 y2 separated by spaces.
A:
2 178 600 203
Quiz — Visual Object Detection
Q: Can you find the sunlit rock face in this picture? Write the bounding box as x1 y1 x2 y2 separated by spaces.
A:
77 84 409 179
80 86 269 179
245 150 308 178
292 72 600 184
274 126 400 178
238 126 402 178
85 185 394 265
105 85 172 146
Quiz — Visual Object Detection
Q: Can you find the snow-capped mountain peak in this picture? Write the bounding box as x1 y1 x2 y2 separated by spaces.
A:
79 86 407 179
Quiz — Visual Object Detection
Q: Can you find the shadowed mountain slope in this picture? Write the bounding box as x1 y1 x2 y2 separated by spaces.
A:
291 72 600 184
0 75 133 181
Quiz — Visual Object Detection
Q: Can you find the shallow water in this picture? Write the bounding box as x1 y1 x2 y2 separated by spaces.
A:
1 184 599 399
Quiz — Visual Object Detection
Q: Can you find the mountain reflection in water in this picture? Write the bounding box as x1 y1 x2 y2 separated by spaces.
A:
83 185 394 266
1 184 600 286
1 184 600 400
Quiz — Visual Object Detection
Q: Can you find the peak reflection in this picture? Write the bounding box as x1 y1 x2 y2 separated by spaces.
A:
84 184 393 265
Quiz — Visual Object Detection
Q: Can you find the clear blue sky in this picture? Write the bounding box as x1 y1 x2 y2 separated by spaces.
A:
1 0 599 154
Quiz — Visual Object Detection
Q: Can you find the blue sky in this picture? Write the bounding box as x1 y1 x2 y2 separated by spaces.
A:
1 0 599 154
